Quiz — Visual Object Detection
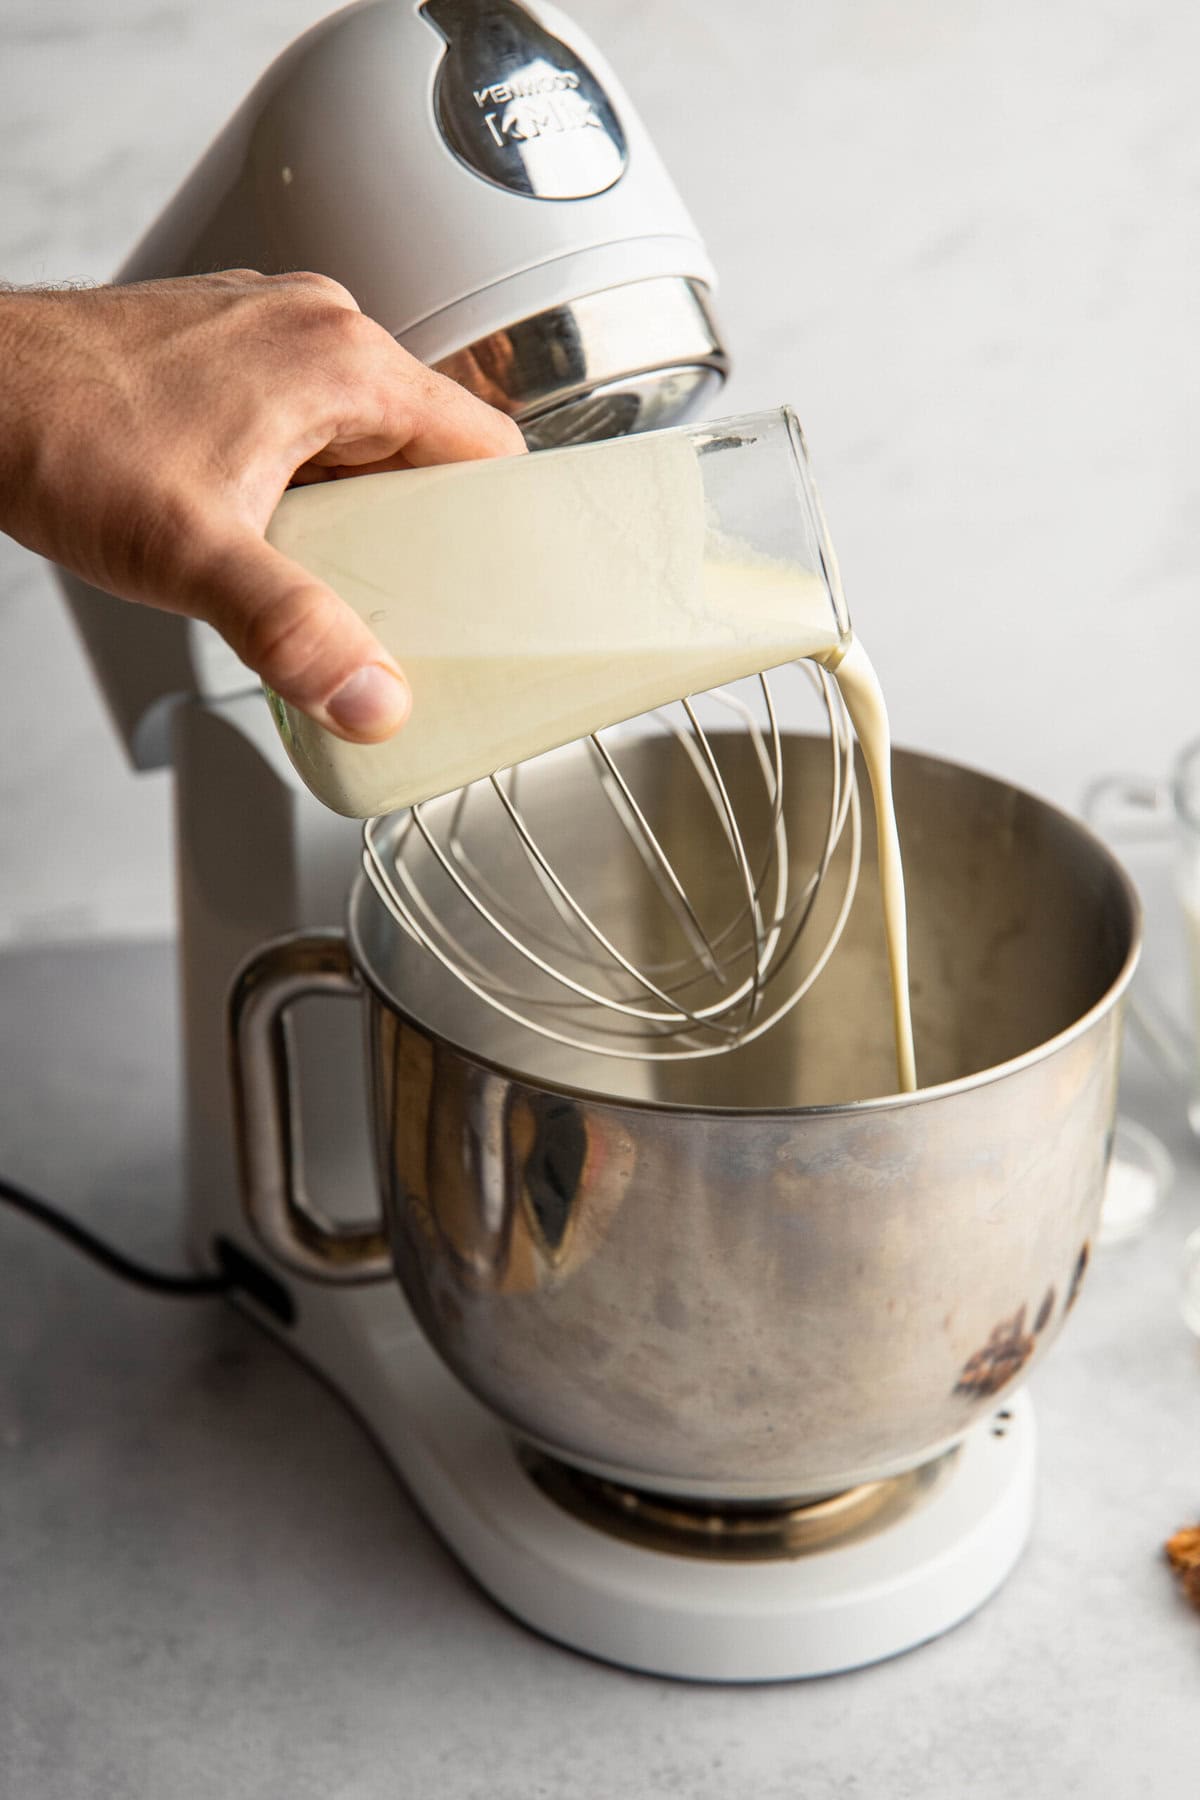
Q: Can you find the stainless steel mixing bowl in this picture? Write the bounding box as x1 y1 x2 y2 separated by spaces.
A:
230 736 1139 1502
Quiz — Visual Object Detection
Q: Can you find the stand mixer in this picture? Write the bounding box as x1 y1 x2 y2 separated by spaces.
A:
55 0 1128 1680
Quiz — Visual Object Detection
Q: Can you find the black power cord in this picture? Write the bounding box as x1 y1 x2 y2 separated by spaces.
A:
0 1173 231 1298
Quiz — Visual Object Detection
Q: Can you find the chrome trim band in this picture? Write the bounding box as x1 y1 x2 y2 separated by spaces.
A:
432 275 728 437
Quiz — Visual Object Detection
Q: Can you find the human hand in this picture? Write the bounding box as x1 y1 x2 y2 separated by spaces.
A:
0 272 526 741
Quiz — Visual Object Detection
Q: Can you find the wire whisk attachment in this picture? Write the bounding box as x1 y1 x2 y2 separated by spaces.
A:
362 662 861 1063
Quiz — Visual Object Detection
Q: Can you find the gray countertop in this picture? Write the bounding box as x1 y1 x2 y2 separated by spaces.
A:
1 938 1199 1799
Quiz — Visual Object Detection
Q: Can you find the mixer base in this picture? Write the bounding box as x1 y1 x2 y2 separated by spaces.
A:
271 1282 1035 1682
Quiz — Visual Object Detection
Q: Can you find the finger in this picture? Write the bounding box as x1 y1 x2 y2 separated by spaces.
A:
287 462 338 486
312 450 426 481
316 330 527 469
385 354 530 466
193 531 411 744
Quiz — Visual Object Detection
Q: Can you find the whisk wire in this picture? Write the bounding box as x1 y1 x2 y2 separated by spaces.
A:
361 660 862 1062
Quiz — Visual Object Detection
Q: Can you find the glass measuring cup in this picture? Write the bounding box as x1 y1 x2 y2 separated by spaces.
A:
265 407 851 818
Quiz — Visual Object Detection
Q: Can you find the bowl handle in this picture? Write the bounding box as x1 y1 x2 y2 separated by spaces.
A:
228 931 392 1283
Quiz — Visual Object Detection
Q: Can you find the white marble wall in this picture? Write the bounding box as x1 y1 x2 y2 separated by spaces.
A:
2 0 1198 943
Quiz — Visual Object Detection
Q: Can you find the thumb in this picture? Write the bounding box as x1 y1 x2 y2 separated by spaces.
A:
196 532 411 743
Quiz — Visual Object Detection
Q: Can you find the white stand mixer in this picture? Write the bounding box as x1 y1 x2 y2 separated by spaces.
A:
60 0 1033 1680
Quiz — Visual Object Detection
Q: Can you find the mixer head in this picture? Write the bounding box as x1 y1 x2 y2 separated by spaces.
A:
362 661 862 1062
61 0 728 770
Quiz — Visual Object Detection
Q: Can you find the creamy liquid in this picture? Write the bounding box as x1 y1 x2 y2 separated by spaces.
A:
274 638 825 815
828 637 918 1092
267 435 843 816
268 431 918 1093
